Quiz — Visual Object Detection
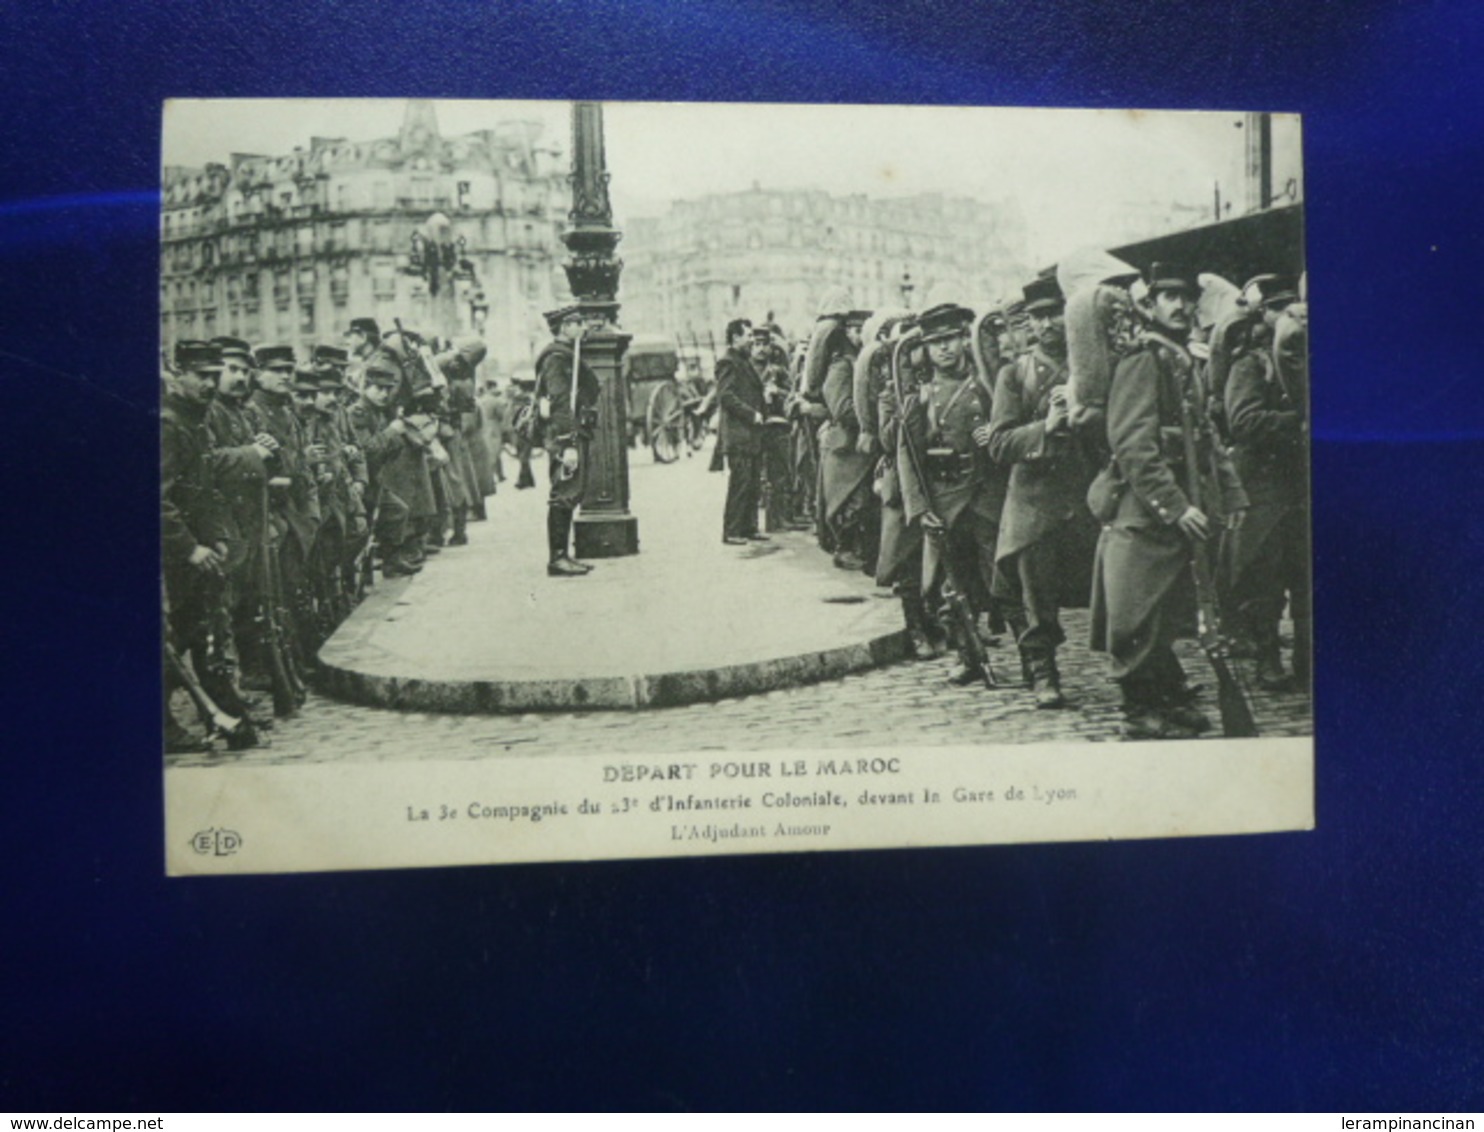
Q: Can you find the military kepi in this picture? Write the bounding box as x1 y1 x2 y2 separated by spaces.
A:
1144 262 1199 296
255 343 296 370
362 354 401 387
916 302 974 342
1022 275 1065 314
1251 273 1299 308
174 340 222 371
313 344 349 369
543 304 582 334
210 336 254 362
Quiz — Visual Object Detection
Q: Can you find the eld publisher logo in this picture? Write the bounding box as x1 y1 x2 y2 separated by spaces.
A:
190 828 242 856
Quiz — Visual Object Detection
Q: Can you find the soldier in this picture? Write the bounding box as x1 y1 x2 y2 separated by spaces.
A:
163 341 251 752
252 345 323 662
715 318 768 545
874 315 947 660
346 354 432 579
1089 263 1249 740
988 276 1101 709
203 336 279 707
1224 274 1311 692
312 344 370 586
535 305 601 576
345 317 380 388
296 367 359 639
787 340 826 532
757 330 804 532
892 302 1008 685
818 308 878 573
448 338 497 520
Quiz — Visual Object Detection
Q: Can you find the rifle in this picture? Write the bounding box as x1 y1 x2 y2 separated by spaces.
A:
1176 363 1259 737
164 637 258 750
889 333 996 690
259 484 308 717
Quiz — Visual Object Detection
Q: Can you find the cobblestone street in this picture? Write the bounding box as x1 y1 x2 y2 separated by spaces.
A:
170 605 1311 768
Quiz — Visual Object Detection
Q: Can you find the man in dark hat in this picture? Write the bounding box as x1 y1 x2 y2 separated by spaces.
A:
1224 272 1310 692
346 317 380 361
535 305 602 575
163 340 255 752
715 318 768 544
988 276 1101 708
1089 263 1249 739
891 301 1008 685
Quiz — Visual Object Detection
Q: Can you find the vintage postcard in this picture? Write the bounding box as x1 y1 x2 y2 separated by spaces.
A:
160 99 1311 875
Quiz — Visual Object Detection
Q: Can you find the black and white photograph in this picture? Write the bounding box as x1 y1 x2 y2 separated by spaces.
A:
160 98 1312 874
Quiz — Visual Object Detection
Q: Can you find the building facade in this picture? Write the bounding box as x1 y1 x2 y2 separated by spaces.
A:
160 101 573 376
619 186 1032 343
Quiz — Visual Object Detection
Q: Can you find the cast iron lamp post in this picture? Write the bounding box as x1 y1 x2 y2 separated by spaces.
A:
565 100 639 558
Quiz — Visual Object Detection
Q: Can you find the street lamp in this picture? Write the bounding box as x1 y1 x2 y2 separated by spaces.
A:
564 100 639 558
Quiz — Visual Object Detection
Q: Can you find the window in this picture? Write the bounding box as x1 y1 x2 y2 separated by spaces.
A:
330 264 350 305
372 219 392 251
372 264 397 300
273 270 291 311
299 301 315 335
457 181 471 209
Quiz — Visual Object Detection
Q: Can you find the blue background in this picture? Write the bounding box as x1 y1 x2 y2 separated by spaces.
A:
2 0 1480 1111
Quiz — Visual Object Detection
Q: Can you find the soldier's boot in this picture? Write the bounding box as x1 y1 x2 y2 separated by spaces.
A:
1254 622 1292 691
1029 654 1067 710
1291 616 1312 690
898 586 944 661
1119 677 1196 741
449 507 469 547
1004 614 1033 687
165 714 213 755
546 509 588 577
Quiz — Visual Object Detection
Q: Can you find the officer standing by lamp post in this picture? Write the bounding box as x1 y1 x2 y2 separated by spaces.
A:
535 305 601 576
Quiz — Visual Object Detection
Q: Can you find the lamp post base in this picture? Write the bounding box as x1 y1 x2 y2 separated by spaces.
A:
574 511 640 558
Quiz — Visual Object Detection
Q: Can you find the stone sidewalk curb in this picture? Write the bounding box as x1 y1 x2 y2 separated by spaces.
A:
317 573 910 713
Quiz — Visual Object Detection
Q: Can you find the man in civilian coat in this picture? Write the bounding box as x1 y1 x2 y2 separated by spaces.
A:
716 318 770 544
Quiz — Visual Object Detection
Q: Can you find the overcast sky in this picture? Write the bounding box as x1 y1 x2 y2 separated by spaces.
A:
163 99 1300 264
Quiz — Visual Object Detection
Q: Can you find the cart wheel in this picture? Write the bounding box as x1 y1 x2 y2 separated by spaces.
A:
648 382 684 464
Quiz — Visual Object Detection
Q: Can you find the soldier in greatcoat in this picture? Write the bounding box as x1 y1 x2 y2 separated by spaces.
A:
1089 263 1249 739
873 317 947 660
817 309 878 573
988 276 1102 708
1224 274 1311 692
203 336 279 703
345 354 432 579
888 302 1008 685
162 341 242 752
251 345 324 661
535 305 602 576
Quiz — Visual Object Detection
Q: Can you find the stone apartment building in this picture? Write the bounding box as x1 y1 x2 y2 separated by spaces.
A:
160 101 572 375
